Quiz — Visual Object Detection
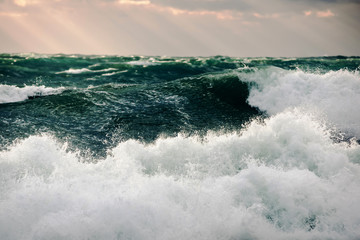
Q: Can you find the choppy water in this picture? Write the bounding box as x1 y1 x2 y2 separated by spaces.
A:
1 54 360 239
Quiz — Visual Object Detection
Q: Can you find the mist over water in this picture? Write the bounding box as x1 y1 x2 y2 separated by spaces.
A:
0 54 360 239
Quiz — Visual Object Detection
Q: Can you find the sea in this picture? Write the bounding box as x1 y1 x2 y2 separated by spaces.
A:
0 53 360 240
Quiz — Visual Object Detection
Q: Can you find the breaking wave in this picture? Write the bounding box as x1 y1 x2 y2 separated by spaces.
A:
243 68 360 138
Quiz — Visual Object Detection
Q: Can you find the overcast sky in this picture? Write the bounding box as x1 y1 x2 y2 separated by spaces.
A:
0 0 359 56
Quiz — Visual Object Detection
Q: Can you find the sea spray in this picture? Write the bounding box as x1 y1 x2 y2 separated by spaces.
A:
1 110 359 239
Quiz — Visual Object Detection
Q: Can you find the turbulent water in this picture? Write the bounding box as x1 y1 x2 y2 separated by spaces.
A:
1 53 360 240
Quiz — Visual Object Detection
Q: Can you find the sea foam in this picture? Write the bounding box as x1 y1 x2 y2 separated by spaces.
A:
0 85 64 104
1 110 359 240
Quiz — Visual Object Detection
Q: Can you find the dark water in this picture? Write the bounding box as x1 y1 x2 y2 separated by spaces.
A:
1 54 359 156
1 54 360 240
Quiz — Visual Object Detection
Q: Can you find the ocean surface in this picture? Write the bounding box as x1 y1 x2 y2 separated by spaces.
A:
0 53 360 239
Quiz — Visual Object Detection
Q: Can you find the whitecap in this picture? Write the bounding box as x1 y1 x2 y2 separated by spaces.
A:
56 68 93 74
0 85 65 104
127 60 158 66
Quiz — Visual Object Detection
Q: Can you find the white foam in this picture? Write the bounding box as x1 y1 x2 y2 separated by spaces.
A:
57 68 118 74
127 60 158 66
57 68 93 74
101 70 128 76
242 68 360 137
97 68 118 72
1 111 359 239
0 84 64 104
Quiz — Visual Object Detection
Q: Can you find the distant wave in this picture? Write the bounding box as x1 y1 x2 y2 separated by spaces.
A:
0 85 64 104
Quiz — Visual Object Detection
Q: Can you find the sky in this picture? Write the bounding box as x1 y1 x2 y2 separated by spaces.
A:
0 0 359 57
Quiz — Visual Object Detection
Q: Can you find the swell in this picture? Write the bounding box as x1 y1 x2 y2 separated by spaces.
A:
0 73 260 157
4 55 358 88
